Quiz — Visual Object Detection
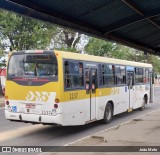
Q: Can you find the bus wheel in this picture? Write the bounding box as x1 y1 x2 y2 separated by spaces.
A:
140 96 147 111
103 102 113 124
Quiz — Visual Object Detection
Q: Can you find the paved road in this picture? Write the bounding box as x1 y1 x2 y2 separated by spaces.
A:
0 87 160 147
0 108 31 133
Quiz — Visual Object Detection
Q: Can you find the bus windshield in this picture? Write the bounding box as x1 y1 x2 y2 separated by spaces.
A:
7 53 58 80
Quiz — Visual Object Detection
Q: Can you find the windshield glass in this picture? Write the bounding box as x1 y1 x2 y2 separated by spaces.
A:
8 53 58 79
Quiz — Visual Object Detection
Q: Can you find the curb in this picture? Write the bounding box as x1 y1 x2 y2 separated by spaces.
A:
65 109 160 147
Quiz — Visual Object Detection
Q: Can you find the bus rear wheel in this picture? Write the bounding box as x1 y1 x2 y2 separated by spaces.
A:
103 102 113 124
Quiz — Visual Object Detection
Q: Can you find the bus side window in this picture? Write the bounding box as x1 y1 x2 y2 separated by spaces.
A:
64 61 84 89
135 68 143 84
78 63 84 87
85 70 90 84
144 68 149 84
64 61 71 88
98 64 102 86
102 64 115 86
115 66 126 85
112 65 116 85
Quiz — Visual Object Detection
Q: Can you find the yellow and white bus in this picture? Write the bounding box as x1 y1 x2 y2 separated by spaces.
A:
5 50 154 126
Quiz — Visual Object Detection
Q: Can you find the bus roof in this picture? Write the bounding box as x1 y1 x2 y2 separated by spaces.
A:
55 50 152 68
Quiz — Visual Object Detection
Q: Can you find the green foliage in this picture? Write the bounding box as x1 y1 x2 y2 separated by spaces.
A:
85 38 114 56
0 10 83 54
85 37 160 73
85 37 133 59
111 44 133 60
0 10 57 51
150 55 160 73
1 10 160 73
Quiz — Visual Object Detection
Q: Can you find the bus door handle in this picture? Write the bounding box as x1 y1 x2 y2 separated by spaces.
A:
91 84 96 93
85 84 90 94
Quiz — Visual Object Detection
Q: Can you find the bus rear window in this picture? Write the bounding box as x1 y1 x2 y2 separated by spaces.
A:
7 53 58 80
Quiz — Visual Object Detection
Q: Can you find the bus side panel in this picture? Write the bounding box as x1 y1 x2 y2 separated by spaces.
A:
96 86 129 120
61 100 89 125
60 90 90 125
132 84 150 109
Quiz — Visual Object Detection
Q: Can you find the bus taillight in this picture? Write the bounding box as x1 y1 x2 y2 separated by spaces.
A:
54 104 58 109
55 98 60 103
5 96 8 100
6 100 9 105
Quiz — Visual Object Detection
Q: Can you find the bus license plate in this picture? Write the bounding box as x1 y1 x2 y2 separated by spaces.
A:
26 104 35 109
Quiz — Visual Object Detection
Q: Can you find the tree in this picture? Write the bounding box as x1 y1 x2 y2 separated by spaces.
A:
85 37 160 73
0 10 86 54
53 28 83 52
85 37 115 56
85 37 132 59
149 55 160 73
0 10 57 51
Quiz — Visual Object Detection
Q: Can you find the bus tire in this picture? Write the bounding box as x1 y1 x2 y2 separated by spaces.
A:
140 95 147 111
103 102 113 124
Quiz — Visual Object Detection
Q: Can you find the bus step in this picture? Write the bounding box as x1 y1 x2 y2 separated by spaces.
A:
128 108 133 112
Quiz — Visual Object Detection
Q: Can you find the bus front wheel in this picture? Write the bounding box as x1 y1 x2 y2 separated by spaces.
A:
103 102 113 124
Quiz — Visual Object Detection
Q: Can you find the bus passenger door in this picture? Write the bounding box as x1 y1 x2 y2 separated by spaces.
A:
149 72 154 103
127 71 134 111
85 68 97 121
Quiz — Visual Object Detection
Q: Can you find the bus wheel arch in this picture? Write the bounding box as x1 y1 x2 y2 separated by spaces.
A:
102 101 114 124
140 94 148 111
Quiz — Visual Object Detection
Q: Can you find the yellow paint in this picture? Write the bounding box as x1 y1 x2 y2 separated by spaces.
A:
26 91 51 102
61 87 112 102
5 81 60 101
110 87 120 95
6 50 152 104
6 78 116 102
